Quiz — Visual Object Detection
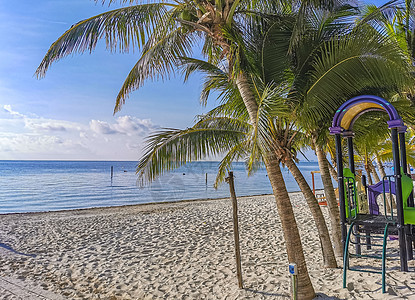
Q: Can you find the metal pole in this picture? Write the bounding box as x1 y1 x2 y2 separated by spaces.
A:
391 128 408 271
347 136 355 174
347 136 360 255
336 134 347 251
361 175 371 250
399 131 408 174
227 172 243 289
361 175 367 195
399 131 414 260
289 263 298 300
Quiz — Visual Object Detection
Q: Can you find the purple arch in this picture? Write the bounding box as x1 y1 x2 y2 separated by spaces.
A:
329 95 405 135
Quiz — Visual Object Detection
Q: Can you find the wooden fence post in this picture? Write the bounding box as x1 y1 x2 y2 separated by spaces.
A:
226 171 243 289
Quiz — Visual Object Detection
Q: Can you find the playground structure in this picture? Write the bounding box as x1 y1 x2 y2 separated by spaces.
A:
329 95 415 292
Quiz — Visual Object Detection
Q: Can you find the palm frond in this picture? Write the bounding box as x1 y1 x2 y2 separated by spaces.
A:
36 4 173 77
178 57 231 105
136 117 247 186
214 141 250 188
114 27 197 111
302 25 412 128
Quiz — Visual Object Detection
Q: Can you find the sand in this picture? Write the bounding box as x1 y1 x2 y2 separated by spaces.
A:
0 193 414 299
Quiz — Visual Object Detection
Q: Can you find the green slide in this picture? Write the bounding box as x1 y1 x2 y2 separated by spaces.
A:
401 170 415 225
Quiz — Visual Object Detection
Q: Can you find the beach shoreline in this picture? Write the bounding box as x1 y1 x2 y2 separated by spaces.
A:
0 192 414 299
0 193 275 217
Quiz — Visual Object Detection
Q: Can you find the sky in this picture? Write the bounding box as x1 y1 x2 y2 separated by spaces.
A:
0 0 389 161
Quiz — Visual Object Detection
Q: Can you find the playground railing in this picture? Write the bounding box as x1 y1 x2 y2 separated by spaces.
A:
382 175 395 221
345 176 358 219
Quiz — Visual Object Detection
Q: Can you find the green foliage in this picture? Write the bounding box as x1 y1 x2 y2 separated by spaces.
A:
36 4 172 77
37 0 415 186
136 71 297 187
136 117 249 186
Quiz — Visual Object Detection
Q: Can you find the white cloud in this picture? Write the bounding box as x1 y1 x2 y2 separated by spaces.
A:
90 116 157 136
0 105 159 160
90 120 117 135
3 104 25 118
24 119 83 133
114 116 155 135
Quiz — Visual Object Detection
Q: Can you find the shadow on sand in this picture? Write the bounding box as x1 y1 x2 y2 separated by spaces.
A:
0 242 36 257
244 288 287 297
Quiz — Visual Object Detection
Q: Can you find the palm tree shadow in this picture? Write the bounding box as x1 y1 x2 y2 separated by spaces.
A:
244 288 287 297
0 242 36 257
313 293 343 300
243 289 344 299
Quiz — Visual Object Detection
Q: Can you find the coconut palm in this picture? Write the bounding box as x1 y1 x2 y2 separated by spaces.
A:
35 0 414 296
174 12 341 267
137 68 338 268
137 77 319 291
348 112 388 183
38 1 356 297
285 2 415 256
376 0 415 61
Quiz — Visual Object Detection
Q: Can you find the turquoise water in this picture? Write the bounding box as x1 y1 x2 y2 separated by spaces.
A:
0 160 323 214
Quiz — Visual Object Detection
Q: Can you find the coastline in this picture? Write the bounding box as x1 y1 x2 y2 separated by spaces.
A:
0 192 414 299
0 193 275 216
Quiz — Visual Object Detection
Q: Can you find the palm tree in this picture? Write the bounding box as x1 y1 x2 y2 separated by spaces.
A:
37 1 350 297
174 7 341 267
137 77 317 295
286 2 414 256
35 0 413 296
325 137 339 182
378 0 415 62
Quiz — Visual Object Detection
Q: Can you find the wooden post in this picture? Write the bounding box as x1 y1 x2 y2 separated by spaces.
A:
226 171 243 289
110 166 114 186
205 173 208 186
311 171 316 195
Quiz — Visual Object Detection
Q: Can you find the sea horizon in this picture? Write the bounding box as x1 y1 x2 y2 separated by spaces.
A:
0 160 324 214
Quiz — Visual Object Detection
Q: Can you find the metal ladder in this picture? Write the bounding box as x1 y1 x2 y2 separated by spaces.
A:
343 221 390 293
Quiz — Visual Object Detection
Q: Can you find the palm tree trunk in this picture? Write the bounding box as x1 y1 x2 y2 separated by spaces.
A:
264 155 315 299
376 154 387 180
326 157 339 183
285 159 337 268
375 154 393 211
370 163 380 183
235 72 258 126
314 142 343 257
365 164 374 185
235 71 315 299
368 173 373 185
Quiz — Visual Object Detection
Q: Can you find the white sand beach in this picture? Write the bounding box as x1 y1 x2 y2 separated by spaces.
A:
0 193 414 299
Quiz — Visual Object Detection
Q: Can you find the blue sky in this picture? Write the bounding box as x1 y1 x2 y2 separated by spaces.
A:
0 0 389 160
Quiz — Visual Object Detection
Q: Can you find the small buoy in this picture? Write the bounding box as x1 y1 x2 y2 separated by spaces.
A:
183 173 185 175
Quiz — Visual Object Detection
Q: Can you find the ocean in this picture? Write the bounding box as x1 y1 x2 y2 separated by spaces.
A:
0 160 324 214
